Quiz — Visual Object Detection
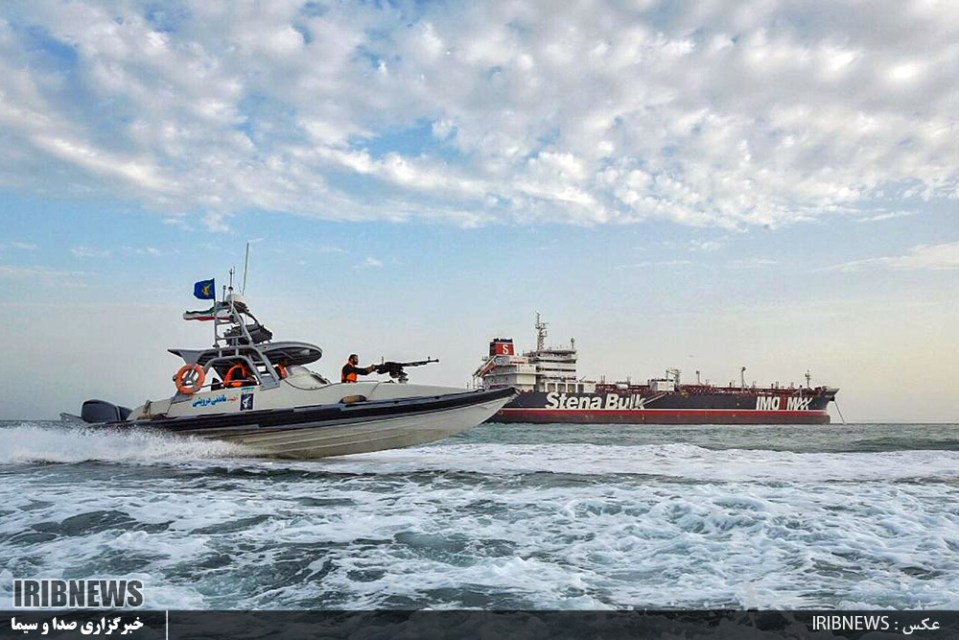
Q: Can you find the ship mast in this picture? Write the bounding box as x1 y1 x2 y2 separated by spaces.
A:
535 312 548 352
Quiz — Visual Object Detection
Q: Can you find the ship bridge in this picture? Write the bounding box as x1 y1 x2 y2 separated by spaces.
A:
476 314 597 394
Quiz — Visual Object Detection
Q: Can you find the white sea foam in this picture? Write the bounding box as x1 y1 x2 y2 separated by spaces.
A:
299 442 959 483
218 476 958 609
3 426 958 609
0 422 248 464
4 422 956 484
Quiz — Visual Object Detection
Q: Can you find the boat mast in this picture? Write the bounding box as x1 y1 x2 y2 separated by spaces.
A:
213 279 224 347
241 242 251 294
213 267 235 347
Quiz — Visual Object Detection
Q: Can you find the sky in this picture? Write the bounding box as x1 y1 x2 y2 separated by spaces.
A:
1 0 957 422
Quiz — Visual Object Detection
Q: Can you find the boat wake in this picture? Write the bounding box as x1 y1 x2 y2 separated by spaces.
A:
0 422 248 465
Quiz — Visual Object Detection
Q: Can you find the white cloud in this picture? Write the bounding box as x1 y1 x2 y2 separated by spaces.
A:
162 216 191 230
727 258 778 269
0 242 37 250
823 242 959 272
855 210 917 223
616 259 693 269
120 246 164 257
0 264 88 285
1 2 958 228
689 240 722 252
202 212 231 233
71 246 110 258
359 256 383 268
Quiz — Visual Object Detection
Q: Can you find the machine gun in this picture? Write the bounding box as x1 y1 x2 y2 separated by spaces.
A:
373 358 439 383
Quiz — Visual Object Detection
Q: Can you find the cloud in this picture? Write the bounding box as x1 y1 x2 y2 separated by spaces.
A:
855 210 917 223
359 256 383 268
71 246 110 258
823 242 959 272
0 242 37 250
727 258 778 269
316 245 348 254
162 216 192 230
689 240 722 252
120 246 164 257
1 2 959 229
616 259 693 269
202 212 230 233
0 264 88 285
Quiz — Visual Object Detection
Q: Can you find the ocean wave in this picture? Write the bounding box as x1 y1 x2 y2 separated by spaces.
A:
312 443 959 484
3 422 958 485
2 462 956 609
3 421 958 610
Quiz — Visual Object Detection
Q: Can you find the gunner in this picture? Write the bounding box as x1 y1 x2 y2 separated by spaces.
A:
341 354 377 383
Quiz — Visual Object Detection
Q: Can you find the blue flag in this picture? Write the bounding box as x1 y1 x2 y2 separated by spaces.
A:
193 278 216 300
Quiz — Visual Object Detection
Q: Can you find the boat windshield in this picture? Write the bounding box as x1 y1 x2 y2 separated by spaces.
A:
287 364 331 385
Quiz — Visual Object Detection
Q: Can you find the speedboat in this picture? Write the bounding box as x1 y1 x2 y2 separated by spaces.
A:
74 288 515 459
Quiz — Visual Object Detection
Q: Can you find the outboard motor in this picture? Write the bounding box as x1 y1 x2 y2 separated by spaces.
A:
81 399 132 424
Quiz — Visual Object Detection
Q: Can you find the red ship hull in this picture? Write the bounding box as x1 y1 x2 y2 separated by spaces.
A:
492 407 831 425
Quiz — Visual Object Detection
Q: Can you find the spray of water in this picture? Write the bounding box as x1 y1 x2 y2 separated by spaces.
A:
0 422 249 465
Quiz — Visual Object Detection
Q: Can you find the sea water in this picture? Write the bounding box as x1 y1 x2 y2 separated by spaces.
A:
0 421 957 610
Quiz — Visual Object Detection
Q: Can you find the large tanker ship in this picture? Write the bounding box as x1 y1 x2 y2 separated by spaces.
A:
474 315 838 425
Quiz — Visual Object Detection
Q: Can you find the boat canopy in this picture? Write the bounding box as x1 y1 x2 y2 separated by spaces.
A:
169 341 323 367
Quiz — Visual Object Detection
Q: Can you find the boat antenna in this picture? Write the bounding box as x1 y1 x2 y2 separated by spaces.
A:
227 268 235 315
242 242 251 294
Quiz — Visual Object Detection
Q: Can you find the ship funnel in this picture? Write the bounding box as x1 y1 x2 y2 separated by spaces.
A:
489 338 515 357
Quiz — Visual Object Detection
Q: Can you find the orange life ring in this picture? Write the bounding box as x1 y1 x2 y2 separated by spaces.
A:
224 363 253 388
174 363 206 395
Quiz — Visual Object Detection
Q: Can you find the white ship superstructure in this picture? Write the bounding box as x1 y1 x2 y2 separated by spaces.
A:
474 313 597 395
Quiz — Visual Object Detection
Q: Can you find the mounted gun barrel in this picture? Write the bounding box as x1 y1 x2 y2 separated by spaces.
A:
374 358 439 383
